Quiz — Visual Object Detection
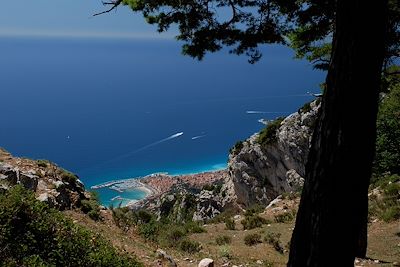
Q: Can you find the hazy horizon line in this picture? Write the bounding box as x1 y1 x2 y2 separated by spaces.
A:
0 28 175 40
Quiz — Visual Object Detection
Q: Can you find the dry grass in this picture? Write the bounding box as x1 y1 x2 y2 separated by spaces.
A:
64 196 399 267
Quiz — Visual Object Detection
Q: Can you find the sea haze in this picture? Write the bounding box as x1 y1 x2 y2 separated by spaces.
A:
0 36 324 206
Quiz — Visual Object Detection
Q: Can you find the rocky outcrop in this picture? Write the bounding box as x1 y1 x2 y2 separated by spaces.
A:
223 100 320 207
192 189 223 221
0 148 89 210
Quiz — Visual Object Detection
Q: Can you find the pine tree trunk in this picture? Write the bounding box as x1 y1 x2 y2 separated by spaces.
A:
287 1 387 266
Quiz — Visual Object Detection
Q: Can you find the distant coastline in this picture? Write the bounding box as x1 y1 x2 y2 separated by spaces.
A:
91 166 228 207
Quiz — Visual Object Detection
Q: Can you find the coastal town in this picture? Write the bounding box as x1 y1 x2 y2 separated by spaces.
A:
90 169 229 206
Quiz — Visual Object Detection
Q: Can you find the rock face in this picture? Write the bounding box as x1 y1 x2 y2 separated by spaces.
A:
0 148 89 210
144 187 224 223
223 100 320 207
192 189 223 221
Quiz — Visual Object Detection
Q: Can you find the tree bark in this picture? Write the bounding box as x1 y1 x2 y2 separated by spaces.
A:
287 1 387 266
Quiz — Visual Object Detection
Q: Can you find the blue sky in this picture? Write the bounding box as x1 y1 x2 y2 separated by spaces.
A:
0 0 173 38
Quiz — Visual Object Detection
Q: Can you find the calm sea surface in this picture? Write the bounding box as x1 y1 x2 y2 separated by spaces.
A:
0 36 324 206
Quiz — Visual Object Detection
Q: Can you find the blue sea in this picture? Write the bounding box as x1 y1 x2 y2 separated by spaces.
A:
0 36 324 206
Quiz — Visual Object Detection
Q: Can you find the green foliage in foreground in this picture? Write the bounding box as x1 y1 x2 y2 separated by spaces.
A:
369 174 400 222
257 117 285 147
81 192 101 221
374 77 400 177
112 207 205 253
0 186 143 267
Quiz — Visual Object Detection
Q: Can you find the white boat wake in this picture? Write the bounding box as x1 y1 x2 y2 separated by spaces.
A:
191 134 206 140
107 132 184 162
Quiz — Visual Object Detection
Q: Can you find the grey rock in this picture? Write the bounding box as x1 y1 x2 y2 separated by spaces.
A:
265 195 282 210
193 190 222 221
156 249 177 267
37 193 49 202
223 100 319 207
53 180 64 189
198 258 214 267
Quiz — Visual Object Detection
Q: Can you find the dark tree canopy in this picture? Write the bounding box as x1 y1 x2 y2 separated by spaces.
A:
98 0 399 66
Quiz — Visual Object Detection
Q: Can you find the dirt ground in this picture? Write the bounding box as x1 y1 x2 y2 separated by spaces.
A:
65 197 399 267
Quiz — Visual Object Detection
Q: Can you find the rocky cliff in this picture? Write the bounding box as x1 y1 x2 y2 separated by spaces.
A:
141 100 320 221
222 100 320 208
0 148 90 210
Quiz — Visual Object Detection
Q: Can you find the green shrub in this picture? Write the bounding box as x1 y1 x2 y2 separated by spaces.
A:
138 221 159 241
242 215 268 230
80 192 101 221
216 235 232 245
184 221 206 233
230 141 244 155
207 207 238 224
179 239 201 253
202 183 223 194
219 245 232 259
36 159 49 168
112 207 139 230
257 117 284 147
381 206 400 222
0 185 143 267
61 170 78 184
225 217 236 230
136 209 153 224
264 232 284 254
373 79 400 176
368 178 400 222
274 211 295 223
244 233 262 246
298 101 312 113
160 227 186 247
244 205 265 216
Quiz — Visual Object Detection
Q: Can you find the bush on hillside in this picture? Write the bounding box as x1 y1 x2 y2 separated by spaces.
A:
369 175 400 222
274 211 295 223
244 233 262 246
224 217 236 230
244 204 265 217
257 117 284 147
36 159 49 168
178 239 201 253
61 170 78 184
81 192 101 221
264 232 284 254
230 140 244 155
0 185 142 267
242 214 268 230
298 101 312 113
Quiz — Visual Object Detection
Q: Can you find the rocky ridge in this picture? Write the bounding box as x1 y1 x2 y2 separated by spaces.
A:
0 148 90 210
221 100 320 208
